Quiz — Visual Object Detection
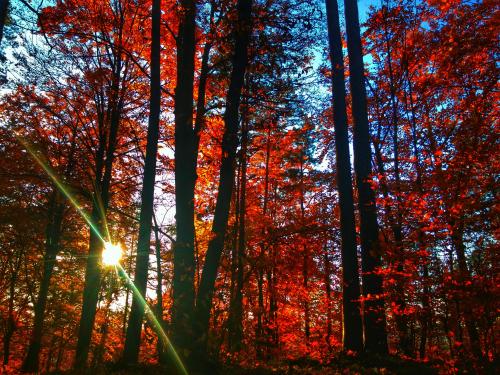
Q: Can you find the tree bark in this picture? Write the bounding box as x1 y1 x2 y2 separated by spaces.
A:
194 0 253 358
153 215 166 363
325 0 363 353
228 113 248 352
74 51 123 369
324 251 333 352
172 0 197 357
122 0 162 363
22 192 65 372
3 252 21 365
343 0 388 354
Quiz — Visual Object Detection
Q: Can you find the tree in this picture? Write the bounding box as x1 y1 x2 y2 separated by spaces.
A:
324 0 363 353
343 0 388 353
171 0 197 359
194 0 253 359
122 0 161 364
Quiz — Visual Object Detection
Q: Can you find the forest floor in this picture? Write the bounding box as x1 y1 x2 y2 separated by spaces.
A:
47 354 443 374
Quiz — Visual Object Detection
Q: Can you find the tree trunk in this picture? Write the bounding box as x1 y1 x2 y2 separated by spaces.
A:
298 153 310 345
324 251 333 352
228 114 248 352
0 0 8 46
325 0 364 353
153 216 166 363
122 0 161 363
451 223 482 360
172 0 197 357
74 55 123 369
383 14 411 355
3 253 20 365
194 0 253 359
22 192 65 372
343 0 388 354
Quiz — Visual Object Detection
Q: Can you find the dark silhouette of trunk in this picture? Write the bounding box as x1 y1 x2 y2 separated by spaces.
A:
298 152 310 344
91 293 113 368
0 0 8 46
194 0 253 358
122 237 134 337
74 53 123 369
122 0 161 363
381 8 411 354
21 192 65 372
172 0 197 356
3 252 21 365
256 269 264 357
343 0 388 354
325 0 363 352
405 64 430 359
324 251 333 352
451 223 482 360
424 118 482 360
229 160 241 347
255 125 272 358
228 113 248 351
153 216 166 363
23 133 77 372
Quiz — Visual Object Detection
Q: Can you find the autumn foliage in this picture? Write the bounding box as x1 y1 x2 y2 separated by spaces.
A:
0 0 497 374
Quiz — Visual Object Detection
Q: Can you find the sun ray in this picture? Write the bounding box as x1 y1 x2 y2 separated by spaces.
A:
116 264 188 375
15 135 106 243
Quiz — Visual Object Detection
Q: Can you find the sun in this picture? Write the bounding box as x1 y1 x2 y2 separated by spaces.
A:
102 242 123 266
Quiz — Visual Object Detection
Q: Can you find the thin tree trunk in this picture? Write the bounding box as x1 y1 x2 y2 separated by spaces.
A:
153 215 165 363
229 113 248 351
22 192 65 372
324 251 333 352
405 65 430 359
325 0 363 352
451 223 482 360
122 237 134 337
343 0 388 354
122 0 161 363
194 0 253 359
382 9 411 355
3 254 20 365
298 153 310 344
74 59 123 369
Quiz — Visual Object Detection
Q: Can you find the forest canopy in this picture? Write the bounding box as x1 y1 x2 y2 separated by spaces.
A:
0 0 498 374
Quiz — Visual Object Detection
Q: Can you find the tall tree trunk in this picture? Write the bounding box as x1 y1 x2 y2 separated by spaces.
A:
324 251 333 352
3 253 21 365
74 58 123 369
382 9 411 355
228 114 248 352
194 0 253 359
172 0 197 357
405 65 430 359
325 0 363 352
22 192 65 372
451 223 482 360
299 152 310 344
343 0 388 354
153 216 166 363
122 0 161 363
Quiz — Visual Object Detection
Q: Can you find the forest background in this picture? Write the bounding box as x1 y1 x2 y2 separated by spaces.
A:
0 0 498 373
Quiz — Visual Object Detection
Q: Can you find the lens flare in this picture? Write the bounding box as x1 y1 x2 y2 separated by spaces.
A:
116 264 188 375
102 242 122 266
15 133 187 374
